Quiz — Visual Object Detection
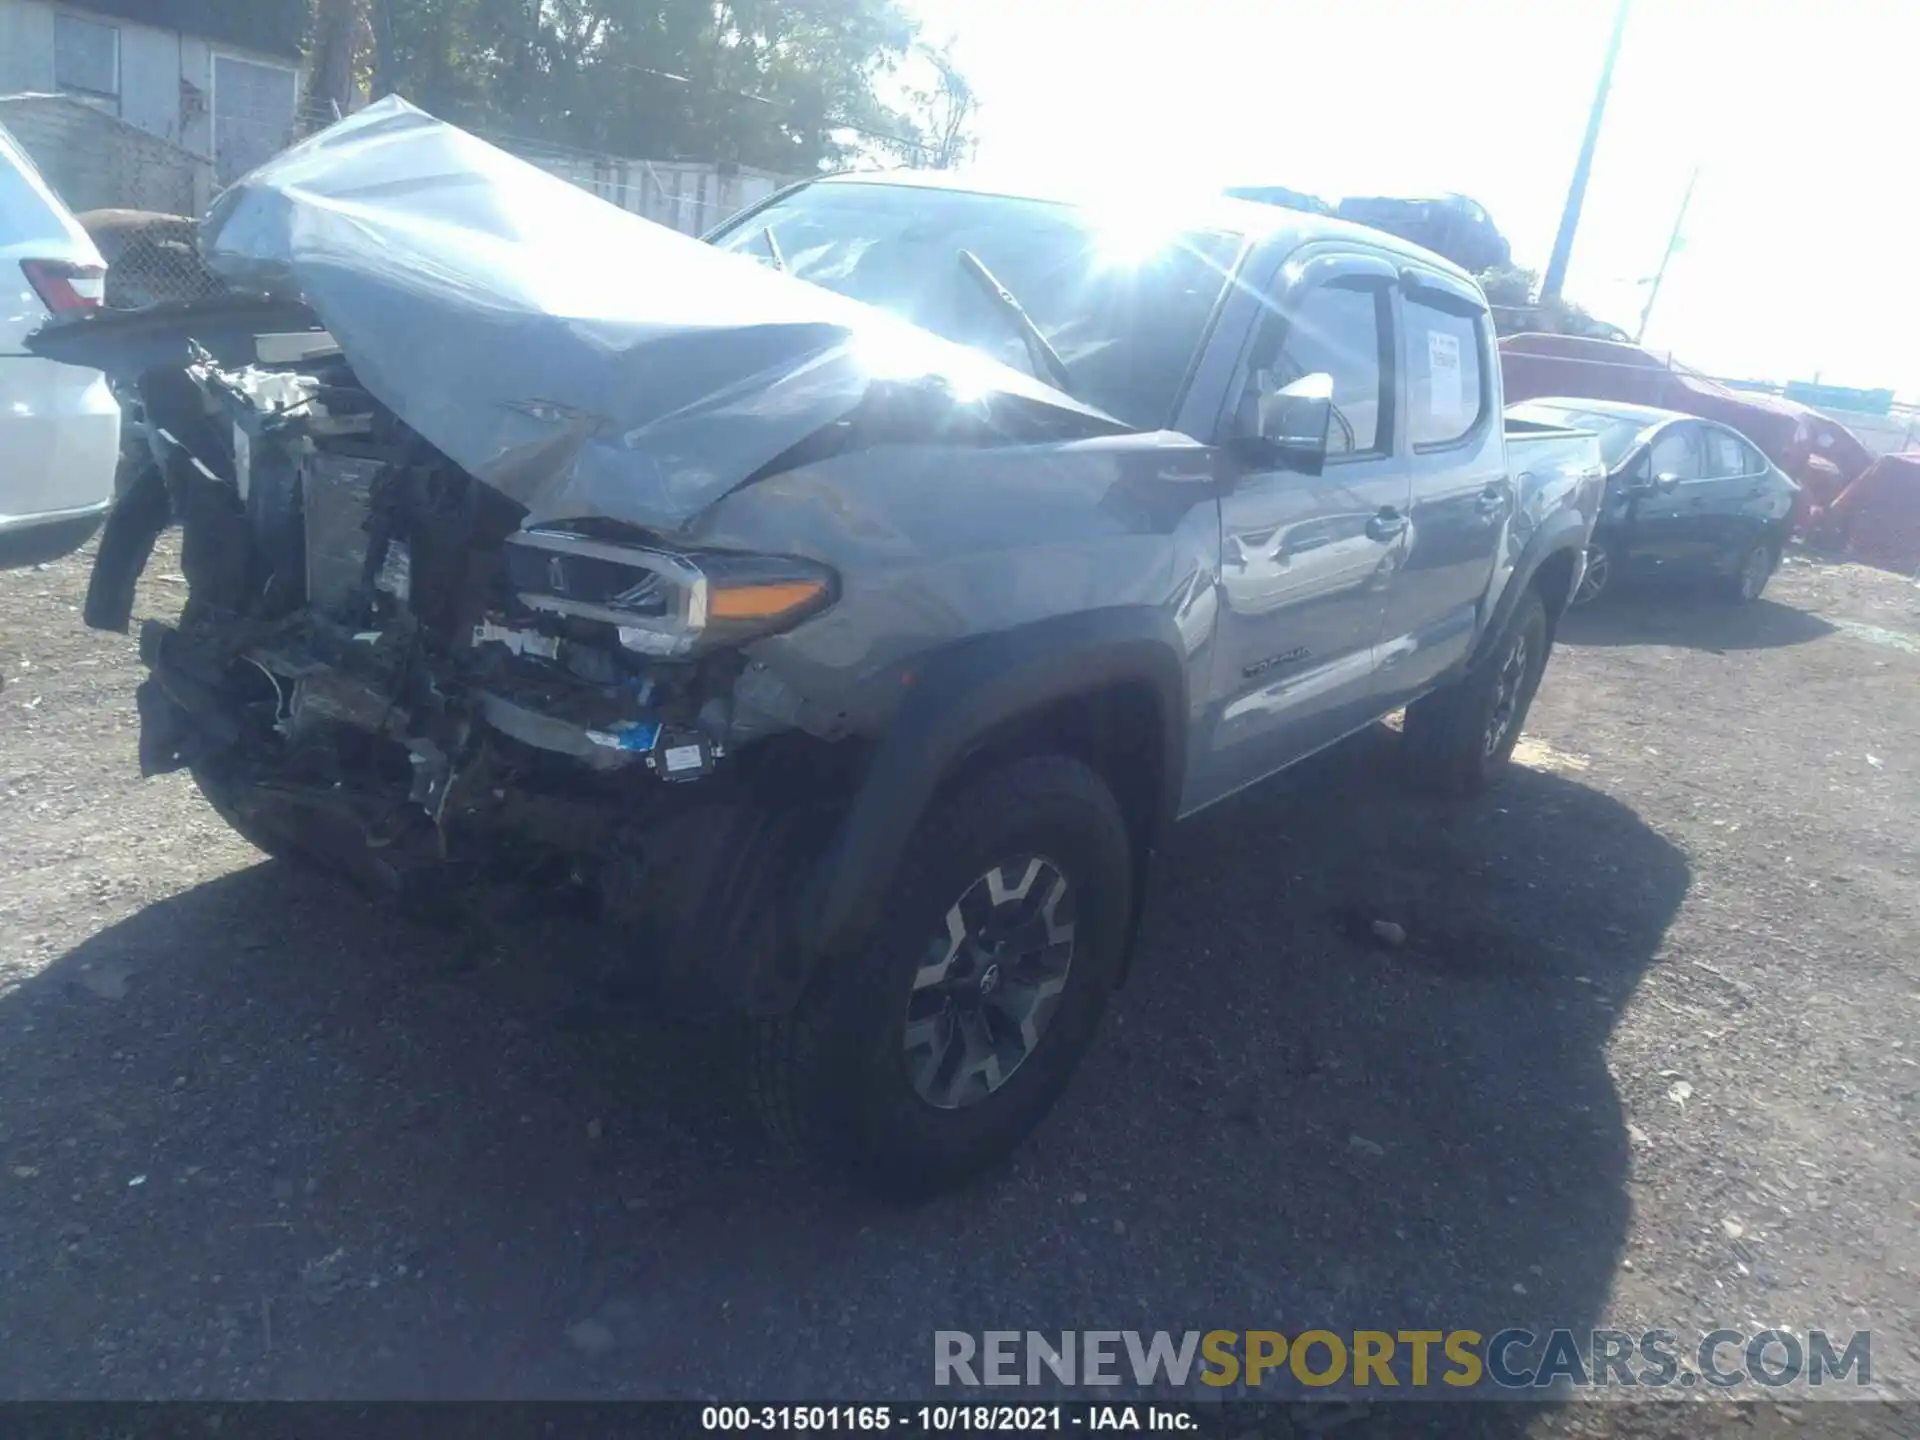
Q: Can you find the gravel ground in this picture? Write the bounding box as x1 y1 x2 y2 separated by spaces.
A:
0 541 1915 1432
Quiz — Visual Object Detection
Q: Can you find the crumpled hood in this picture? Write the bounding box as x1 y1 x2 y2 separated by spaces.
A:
201 96 1123 532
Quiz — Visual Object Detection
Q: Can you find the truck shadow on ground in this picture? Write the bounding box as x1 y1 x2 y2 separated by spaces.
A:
1556 591 1836 653
0 727 1688 1413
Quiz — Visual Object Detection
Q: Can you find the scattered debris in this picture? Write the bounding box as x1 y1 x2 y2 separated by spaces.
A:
301 1246 350 1295
76 962 134 1001
1722 1219 1745 1239
1369 920 1407 947
1667 1080 1693 1107
1511 735 1592 773
1348 1134 1386 1157
565 1317 618 1358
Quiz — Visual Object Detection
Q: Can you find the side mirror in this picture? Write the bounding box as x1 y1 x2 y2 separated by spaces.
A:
1653 471 1682 493
1235 371 1334 475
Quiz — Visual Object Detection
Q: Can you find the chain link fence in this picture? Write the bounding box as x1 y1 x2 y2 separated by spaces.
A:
80 209 230 309
0 93 207 218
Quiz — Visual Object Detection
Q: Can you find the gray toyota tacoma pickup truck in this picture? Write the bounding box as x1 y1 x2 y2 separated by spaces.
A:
32 100 1603 1196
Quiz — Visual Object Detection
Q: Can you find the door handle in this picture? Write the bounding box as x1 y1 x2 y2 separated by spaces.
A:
1476 485 1509 514
1365 507 1408 542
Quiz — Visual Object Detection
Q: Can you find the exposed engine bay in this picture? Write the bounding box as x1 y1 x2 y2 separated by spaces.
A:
113 340 852 1007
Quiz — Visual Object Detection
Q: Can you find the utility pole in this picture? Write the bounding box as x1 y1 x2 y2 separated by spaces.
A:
1635 166 1698 344
1540 0 1633 305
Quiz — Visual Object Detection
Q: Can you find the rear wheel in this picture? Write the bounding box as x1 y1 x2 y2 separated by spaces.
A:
1724 539 1778 604
1403 588 1551 797
749 754 1133 1199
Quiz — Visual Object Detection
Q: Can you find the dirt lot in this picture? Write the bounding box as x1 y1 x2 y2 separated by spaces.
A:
0 540 1915 1429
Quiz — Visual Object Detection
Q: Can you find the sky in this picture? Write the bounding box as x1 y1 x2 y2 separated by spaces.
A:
903 0 1918 397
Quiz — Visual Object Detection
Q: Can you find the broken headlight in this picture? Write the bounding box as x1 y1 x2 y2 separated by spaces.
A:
503 528 835 659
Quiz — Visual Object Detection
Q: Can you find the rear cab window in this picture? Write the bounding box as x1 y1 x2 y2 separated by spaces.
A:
1404 292 1487 447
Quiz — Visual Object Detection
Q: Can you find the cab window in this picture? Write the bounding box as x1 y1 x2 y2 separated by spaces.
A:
1248 278 1393 458
1404 295 1485 447
1705 428 1756 479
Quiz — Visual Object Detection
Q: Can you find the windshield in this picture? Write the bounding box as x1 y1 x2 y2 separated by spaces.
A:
711 182 1244 431
1509 403 1650 469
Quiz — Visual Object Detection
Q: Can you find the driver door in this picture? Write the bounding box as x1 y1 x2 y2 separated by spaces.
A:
1190 252 1411 809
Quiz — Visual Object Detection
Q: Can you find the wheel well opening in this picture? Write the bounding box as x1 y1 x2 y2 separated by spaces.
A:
1533 548 1580 633
944 681 1167 854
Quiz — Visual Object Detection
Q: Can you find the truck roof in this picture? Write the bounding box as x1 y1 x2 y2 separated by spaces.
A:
811 170 1482 287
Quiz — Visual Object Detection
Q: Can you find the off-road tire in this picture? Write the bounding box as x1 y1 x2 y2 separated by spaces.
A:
748 754 1133 1200
1402 588 1551 797
190 759 309 865
189 760 368 893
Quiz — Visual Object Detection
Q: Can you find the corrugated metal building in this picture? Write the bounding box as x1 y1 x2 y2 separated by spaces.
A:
0 0 305 188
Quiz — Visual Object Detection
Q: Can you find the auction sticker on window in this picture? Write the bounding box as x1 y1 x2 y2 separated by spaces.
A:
1427 330 1463 417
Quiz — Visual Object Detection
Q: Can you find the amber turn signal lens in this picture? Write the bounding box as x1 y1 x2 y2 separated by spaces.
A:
708 579 828 621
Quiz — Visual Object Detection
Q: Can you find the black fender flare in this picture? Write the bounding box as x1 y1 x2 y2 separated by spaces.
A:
1470 511 1591 668
784 606 1190 1007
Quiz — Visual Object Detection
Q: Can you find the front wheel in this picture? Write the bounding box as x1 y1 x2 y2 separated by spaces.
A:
191 759 307 864
1402 589 1551 797
749 754 1134 1199
1570 542 1614 607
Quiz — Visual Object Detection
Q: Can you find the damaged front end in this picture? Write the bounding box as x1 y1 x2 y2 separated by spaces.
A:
122 345 848 1013
27 96 1128 1013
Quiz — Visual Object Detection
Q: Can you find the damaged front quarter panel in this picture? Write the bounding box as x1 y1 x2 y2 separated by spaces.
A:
26 97 1161 1017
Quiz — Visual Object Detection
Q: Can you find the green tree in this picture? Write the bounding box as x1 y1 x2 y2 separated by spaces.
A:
368 0 933 172
1477 263 1626 340
1477 264 1538 309
888 40 978 170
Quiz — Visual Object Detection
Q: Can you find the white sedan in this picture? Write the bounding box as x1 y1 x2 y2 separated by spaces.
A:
0 121 119 569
